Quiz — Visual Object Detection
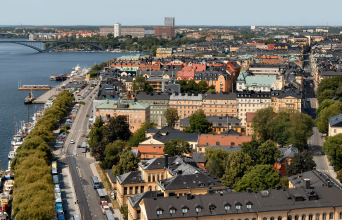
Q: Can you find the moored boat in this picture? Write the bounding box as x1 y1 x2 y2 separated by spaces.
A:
4 171 14 180
0 193 11 212
7 152 15 160
3 180 14 194
24 92 35 104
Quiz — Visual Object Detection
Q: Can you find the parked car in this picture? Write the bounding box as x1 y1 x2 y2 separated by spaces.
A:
70 140 75 144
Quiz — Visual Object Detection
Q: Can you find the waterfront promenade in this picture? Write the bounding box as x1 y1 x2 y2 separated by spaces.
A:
33 79 71 104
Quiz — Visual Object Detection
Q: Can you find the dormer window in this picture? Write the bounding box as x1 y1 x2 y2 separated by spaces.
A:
247 204 252 209
157 209 163 215
195 206 202 213
224 204 231 210
182 207 189 213
209 205 216 212
236 204 242 210
170 208 176 214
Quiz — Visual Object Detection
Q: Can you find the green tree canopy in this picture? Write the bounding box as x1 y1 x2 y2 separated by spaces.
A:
163 139 191 156
286 150 316 176
111 150 140 177
268 111 291 146
185 109 212 133
252 107 275 142
323 133 342 170
241 139 261 162
88 117 104 148
234 165 280 192
220 150 254 188
132 76 154 92
204 147 230 178
317 103 342 134
163 108 179 128
129 122 155 147
103 115 132 143
256 140 280 165
101 140 127 169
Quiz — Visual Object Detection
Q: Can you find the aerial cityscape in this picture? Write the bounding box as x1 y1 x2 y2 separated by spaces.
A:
2 1 342 220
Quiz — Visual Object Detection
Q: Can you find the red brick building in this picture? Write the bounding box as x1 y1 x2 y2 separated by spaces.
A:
154 26 175 38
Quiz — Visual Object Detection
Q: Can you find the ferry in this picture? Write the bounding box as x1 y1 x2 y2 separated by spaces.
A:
3 180 14 194
49 76 56 81
24 92 35 104
55 74 69 81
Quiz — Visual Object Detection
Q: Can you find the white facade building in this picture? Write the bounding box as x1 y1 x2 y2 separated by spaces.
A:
114 23 121 37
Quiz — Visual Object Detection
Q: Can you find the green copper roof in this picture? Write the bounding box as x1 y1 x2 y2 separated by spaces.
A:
96 100 149 110
245 75 276 87
117 54 141 60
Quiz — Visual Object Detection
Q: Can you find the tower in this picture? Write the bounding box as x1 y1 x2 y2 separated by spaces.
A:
114 23 121 37
164 17 175 27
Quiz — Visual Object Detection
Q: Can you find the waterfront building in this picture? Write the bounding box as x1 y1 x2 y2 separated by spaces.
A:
154 26 175 39
114 23 121 37
121 27 145 38
100 27 113 37
95 100 150 133
164 17 175 27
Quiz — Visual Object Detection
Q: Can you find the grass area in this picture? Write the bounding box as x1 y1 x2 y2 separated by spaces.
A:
95 163 112 191
111 199 120 209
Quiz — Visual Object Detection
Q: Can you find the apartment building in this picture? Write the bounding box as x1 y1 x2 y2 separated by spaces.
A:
169 93 203 124
135 92 170 127
197 134 252 153
95 100 150 133
156 48 173 57
249 64 287 76
154 26 175 38
237 90 272 126
202 92 237 117
237 71 277 92
328 114 342 137
271 87 302 113
246 112 255 136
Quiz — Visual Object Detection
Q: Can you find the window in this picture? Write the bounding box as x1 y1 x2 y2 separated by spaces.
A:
236 204 241 209
182 207 188 213
129 187 133 194
323 213 327 220
148 174 151 182
196 206 202 213
224 204 231 210
302 215 306 220
124 187 127 195
169 208 176 214
149 186 152 191
279 217 282 220
309 214 313 220
271 218 275 220
288 216 292 220
316 214 320 220
340 212 342 220
137 210 141 219
263 218 267 220
329 213 333 220
247 204 252 209
135 186 139 194
140 186 144 193
209 205 216 212
156 209 163 215
296 215 299 220
153 174 155 182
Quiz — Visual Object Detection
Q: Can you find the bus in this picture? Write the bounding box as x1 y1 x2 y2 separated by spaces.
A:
96 189 106 203
53 175 59 184
91 176 100 189
81 142 87 148
52 161 57 174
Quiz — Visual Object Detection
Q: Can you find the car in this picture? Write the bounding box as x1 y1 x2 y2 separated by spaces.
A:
86 114 89 117
307 99 310 102
85 135 88 138
70 140 75 144
77 94 81 96
77 145 81 148
321 152 325 155
81 133 85 137
82 148 87 153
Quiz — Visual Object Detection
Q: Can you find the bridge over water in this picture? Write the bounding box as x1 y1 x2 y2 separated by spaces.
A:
0 40 115 52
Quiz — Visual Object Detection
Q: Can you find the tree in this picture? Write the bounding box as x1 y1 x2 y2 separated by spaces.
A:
129 122 155 147
207 85 216 92
234 165 280 192
101 140 127 169
220 150 254 188
204 147 230 178
252 107 275 141
316 99 336 117
241 139 262 162
88 117 104 149
185 109 212 133
217 53 227 57
268 111 291 146
287 112 314 150
163 108 179 128
323 134 342 170
163 139 191 156
286 150 316 176
186 79 199 93
256 140 280 165
318 89 335 104
111 150 140 177
198 80 209 92
317 104 342 134
279 176 289 188
103 116 131 143
337 170 342 184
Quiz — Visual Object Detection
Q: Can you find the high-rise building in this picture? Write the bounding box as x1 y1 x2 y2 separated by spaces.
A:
154 26 175 39
164 17 175 27
114 23 121 37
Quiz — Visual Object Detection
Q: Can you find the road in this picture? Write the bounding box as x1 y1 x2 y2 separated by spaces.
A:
61 84 107 220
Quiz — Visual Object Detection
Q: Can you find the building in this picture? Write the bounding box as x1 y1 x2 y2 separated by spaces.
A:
197 134 252 153
180 115 242 134
155 26 175 39
169 93 203 123
202 92 237 117
328 114 342 136
237 71 277 92
274 145 299 176
138 181 342 220
135 92 170 127
221 35 234 40
156 48 173 57
246 112 255 136
164 17 175 27
95 100 150 133
271 87 302 113
121 27 145 38
100 27 113 37
251 25 256 30
114 23 121 37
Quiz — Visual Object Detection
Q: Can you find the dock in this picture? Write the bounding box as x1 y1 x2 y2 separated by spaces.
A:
33 79 72 104
18 85 51 90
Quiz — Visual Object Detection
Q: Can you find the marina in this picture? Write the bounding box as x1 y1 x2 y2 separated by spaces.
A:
18 85 51 90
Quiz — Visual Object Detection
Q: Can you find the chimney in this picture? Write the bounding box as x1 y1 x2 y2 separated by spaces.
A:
186 193 192 200
165 154 168 169
247 188 251 193
304 179 310 189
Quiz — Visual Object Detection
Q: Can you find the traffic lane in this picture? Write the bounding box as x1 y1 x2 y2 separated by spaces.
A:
68 155 92 220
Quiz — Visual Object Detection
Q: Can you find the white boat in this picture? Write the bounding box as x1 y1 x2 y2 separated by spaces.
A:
4 170 13 180
0 211 8 220
7 161 11 171
3 180 14 194
75 64 81 71
7 151 15 160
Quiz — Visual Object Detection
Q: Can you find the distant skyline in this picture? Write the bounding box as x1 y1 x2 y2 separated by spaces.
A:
1 0 342 26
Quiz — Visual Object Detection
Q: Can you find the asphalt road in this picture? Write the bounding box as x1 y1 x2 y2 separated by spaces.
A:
65 84 107 220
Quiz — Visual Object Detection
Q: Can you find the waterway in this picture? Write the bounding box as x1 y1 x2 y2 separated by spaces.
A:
0 38 136 170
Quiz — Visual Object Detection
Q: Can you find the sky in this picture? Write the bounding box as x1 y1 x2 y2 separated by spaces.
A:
1 0 342 26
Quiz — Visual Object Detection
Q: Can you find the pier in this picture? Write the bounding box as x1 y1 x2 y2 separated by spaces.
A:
33 79 72 104
18 85 51 91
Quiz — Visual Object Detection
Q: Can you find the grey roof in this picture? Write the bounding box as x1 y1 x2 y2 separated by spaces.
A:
210 145 242 153
180 115 241 128
143 184 342 219
131 149 139 157
106 169 117 183
165 84 181 93
128 191 163 208
278 145 299 163
169 92 203 101
329 114 342 127
146 126 182 134
203 92 236 100
116 171 145 185
139 156 201 173
288 170 342 189
157 172 224 191
152 131 200 143
135 92 170 100
220 129 241 136
191 153 206 163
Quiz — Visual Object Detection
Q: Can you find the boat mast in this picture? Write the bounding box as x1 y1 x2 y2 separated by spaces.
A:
14 116 16 135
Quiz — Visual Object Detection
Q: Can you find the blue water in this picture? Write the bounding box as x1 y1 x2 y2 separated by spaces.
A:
0 39 136 170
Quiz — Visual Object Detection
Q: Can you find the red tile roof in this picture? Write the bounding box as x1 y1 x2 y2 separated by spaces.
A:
198 134 252 146
182 64 206 72
246 112 256 122
133 145 164 154
176 70 195 80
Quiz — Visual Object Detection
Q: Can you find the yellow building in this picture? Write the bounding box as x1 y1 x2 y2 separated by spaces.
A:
328 114 342 136
156 48 173 58
271 88 302 113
